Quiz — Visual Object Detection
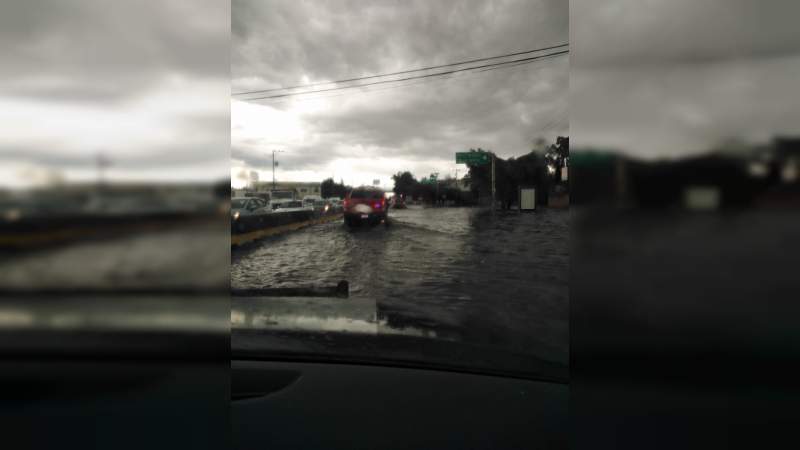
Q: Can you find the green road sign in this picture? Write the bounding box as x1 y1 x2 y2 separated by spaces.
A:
456 152 490 165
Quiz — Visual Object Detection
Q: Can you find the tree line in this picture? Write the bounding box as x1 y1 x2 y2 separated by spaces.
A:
390 171 471 205
391 136 569 208
320 178 352 199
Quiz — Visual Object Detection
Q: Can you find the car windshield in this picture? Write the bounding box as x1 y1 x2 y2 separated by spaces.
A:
230 1 569 382
231 199 248 209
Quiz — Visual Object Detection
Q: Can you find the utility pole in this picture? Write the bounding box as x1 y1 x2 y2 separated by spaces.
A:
96 152 110 188
433 172 439 207
271 149 284 190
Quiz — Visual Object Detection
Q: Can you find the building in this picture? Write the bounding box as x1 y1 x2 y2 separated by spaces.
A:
251 181 322 199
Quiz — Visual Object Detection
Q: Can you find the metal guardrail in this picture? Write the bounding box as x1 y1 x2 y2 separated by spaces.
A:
232 210 314 234
231 210 343 246
232 209 344 235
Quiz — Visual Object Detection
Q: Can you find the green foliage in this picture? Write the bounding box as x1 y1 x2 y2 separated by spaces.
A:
389 137 568 208
465 136 568 209
391 171 417 196
321 178 352 198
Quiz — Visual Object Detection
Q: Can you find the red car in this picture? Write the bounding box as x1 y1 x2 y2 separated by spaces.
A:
343 187 389 226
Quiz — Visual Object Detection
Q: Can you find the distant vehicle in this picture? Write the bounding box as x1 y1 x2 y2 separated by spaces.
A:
320 198 343 213
344 187 389 226
331 198 344 212
392 195 407 209
312 199 332 213
270 190 295 202
231 197 271 219
274 200 312 213
245 192 271 203
270 200 290 211
303 195 323 206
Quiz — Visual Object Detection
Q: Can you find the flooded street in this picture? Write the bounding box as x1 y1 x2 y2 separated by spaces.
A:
232 206 568 365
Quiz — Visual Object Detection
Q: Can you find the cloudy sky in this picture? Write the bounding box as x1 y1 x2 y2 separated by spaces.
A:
0 0 230 189
231 0 568 189
571 0 800 159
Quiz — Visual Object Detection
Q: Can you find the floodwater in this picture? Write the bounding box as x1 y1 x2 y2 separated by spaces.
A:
232 206 569 365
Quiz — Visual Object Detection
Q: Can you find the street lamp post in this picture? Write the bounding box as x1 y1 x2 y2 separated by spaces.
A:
272 149 284 190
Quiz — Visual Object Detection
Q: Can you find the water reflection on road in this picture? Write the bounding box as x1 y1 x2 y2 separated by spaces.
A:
231 206 568 365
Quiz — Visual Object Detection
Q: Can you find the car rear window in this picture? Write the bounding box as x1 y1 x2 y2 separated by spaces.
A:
351 190 383 199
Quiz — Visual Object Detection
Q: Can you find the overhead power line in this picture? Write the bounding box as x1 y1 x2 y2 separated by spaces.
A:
232 43 569 97
261 50 568 104
239 49 569 101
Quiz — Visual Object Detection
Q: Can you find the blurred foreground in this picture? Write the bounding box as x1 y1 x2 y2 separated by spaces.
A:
1 180 230 250
0 180 230 351
571 138 800 448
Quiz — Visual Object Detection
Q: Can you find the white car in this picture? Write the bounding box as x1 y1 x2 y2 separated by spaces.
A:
303 195 323 206
274 200 313 213
231 197 271 219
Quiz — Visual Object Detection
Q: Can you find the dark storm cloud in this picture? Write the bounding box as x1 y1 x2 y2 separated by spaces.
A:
571 0 800 158
307 62 568 151
232 0 569 177
573 0 800 69
233 0 566 89
0 0 229 99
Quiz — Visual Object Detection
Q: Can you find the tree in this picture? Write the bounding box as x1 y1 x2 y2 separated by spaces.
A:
392 171 418 198
464 142 560 209
321 178 351 198
321 178 336 198
545 136 569 184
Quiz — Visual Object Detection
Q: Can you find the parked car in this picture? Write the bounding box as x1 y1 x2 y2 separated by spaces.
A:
231 197 271 219
343 187 389 226
244 192 271 203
